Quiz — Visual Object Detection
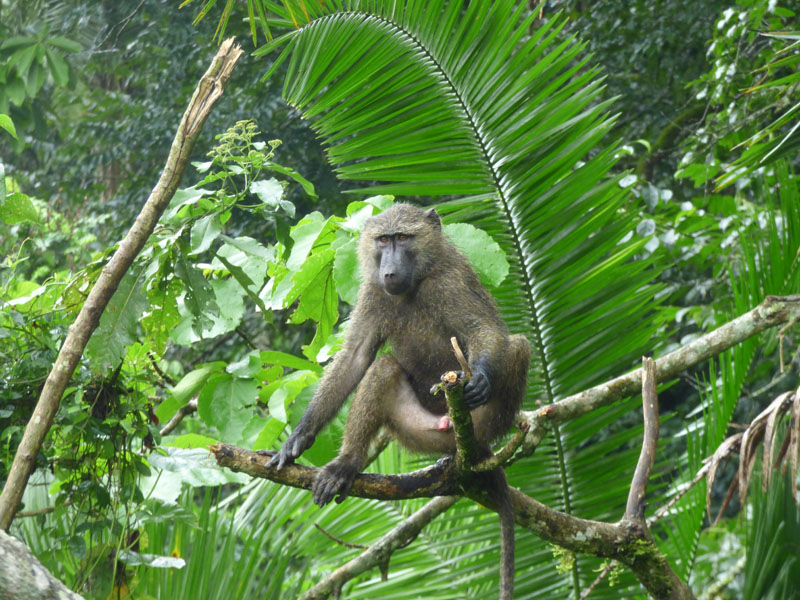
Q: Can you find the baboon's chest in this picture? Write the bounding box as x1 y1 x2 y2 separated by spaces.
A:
387 312 460 408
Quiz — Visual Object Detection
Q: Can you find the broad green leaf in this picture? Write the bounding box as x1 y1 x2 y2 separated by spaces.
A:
9 44 38 78
23 61 45 96
219 234 273 259
286 212 335 270
260 350 321 373
46 36 82 53
5 77 25 106
190 213 222 255
158 362 226 422
227 350 261 378
444 223 509 288
164 186 213 222
209 277 245 332
147 447 248 487
265 369 318 423
0 36 35 50
142 278 181 355
250 177 283 208
167 433 219 449
0 114 18 140
197 373 258 441
174 243 217 333
252 417 286 451
332 237 360 305
85 266 149 373
267 161 318 197
0 192 37 225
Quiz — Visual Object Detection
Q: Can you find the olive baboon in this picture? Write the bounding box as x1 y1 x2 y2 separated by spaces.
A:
269 203 530 599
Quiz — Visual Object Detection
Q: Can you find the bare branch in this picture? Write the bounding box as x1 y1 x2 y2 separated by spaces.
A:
520 295 800 449
159 399 198 436
300 496 459 599
474 422 529 472
0 39 244 531
212 444 695 599
626 357 659 522
450 336 471 378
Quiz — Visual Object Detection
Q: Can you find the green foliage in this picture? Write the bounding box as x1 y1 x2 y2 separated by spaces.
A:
677 1 798 189
4 1 799 598
0 114 18 139
0 23 81 125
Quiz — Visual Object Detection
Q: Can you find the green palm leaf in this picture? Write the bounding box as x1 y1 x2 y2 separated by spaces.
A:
252 1 665 596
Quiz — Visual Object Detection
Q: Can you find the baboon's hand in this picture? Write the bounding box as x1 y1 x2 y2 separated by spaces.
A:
312 458 359 506
463 364 491 408
267 424 315 470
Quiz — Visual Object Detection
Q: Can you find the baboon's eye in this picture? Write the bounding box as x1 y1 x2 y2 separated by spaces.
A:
397 234 408 242
377 235 390 244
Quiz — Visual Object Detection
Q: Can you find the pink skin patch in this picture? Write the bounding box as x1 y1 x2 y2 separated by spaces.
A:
437 415 453 431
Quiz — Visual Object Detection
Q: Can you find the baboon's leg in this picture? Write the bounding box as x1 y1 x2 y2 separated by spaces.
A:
313 355 451 505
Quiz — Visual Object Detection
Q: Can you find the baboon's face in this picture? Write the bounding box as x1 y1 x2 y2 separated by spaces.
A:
372 232 417 295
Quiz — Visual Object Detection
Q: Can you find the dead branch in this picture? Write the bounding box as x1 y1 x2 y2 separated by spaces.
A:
300 496 460 599
0 39 244 531
160 399 198 436
626 357 659 522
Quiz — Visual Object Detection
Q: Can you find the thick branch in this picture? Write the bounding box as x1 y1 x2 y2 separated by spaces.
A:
300 496 459 599
0 39 244 531
213 444 457 499
626 356 659 522
0 530 84 599
212 444 694 599
521 295 800 443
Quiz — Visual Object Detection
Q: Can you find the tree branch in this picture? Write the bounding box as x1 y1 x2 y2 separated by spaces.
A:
520 295 800 448
210 443 695 599
0 39 244 531
159 399 198 436
299 496 460 600
626 356 659 522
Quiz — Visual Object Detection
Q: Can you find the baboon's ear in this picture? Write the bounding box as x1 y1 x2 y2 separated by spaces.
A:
423 208 442 230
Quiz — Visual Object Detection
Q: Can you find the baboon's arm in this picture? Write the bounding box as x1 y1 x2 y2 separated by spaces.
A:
268 319 382 469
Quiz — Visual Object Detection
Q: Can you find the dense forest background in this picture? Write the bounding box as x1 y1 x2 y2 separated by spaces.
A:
1 0 799 598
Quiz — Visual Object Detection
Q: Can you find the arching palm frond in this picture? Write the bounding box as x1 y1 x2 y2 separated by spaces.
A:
253 1 665 596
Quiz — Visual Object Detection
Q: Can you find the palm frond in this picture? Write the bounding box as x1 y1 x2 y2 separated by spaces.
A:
254 1 667 596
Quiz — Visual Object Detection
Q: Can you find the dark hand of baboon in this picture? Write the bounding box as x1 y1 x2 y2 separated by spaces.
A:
463 363 492 409
267 422 315 470
463 351 493 408
312 457 359 506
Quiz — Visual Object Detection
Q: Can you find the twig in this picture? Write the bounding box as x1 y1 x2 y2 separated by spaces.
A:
626 357 659 522
578 561 615 600
473 423 530 472
0 39 244 531
148 352 176 386
450 336 472 378
314 524 367 550
14 505 58 518
159 399 198 436
299 496 459 599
